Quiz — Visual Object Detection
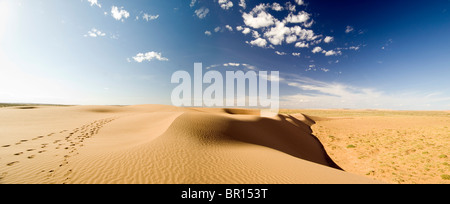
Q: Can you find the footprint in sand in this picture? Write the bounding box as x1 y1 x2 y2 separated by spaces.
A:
38 150 46 154
15 140 28 145
32 136 44 140
64 169 72 177
7 161 19 166
27 149 35 152
0 172 8 181
28 155 35 159
1 145 10 148
14 152 23 156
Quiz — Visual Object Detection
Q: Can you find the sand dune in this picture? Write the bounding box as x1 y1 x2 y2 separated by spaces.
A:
0 105 379 184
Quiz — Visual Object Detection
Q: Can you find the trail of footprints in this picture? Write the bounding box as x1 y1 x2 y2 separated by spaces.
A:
1 117 116 183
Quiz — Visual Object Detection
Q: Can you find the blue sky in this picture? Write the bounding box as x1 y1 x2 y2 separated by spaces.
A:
1 0 450 110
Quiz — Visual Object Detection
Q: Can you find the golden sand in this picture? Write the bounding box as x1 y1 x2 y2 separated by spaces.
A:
0 105 378 184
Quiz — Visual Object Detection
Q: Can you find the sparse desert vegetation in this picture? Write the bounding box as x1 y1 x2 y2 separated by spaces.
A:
285 110 450 184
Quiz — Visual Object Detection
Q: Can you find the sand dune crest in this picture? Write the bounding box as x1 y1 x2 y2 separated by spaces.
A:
0 105 378 184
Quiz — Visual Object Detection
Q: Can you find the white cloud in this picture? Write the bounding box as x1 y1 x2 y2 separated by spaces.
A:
349 46 360 50
214 26 221 32
286 2 297 12
190 0 197 8
239 0 246 9
323 50 342 56
292 52 301 57
225 25 233 31
87 0 101 8
321 68 330 72
285 35 297 44
132 52 169 63
205 31 212 36
236 26 244 31
84 28 106 38
143 13 159 21
295 0 305 6
252 30 260 38
305 65 317 72
345 25 354 33
264 21 291 45
224 63 240 67
312 46 323 53
324 36 334 43
275 51 287 55
195 7 209 19
249 38 268 48
218 0 234 10
242 27 251 35
303 19 314 28
271 3 284 11
242 5 276 29
295 41 309 48
111 6 130 21
290 26 319 41
206 63 259 71
284 11 310 24
237 2 328 52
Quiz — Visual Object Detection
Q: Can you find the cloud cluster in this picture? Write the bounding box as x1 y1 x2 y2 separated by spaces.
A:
324 36 334 43
111 6 130 22
142 13 159 21
206 63 258 71
87 0 101 8
218 0 234 10
190 0 197 8
84 28 106 38
275 51 287 56
311 46 342 56
195 7 209 19
132 52 169 63
239 0 246 9
295 0 305 6
240 3 322 49
345 25 354 33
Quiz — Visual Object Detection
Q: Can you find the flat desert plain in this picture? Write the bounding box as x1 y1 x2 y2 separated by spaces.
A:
0 105 379 184
282 110 450 184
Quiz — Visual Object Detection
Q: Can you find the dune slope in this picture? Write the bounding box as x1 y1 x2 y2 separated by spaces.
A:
0 105 378 184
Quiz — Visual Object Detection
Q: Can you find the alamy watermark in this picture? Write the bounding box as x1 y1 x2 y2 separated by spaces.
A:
171 63 279 116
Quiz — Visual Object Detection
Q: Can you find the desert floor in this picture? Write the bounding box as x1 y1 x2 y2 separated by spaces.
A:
281 109 450 184
0 105 379 184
